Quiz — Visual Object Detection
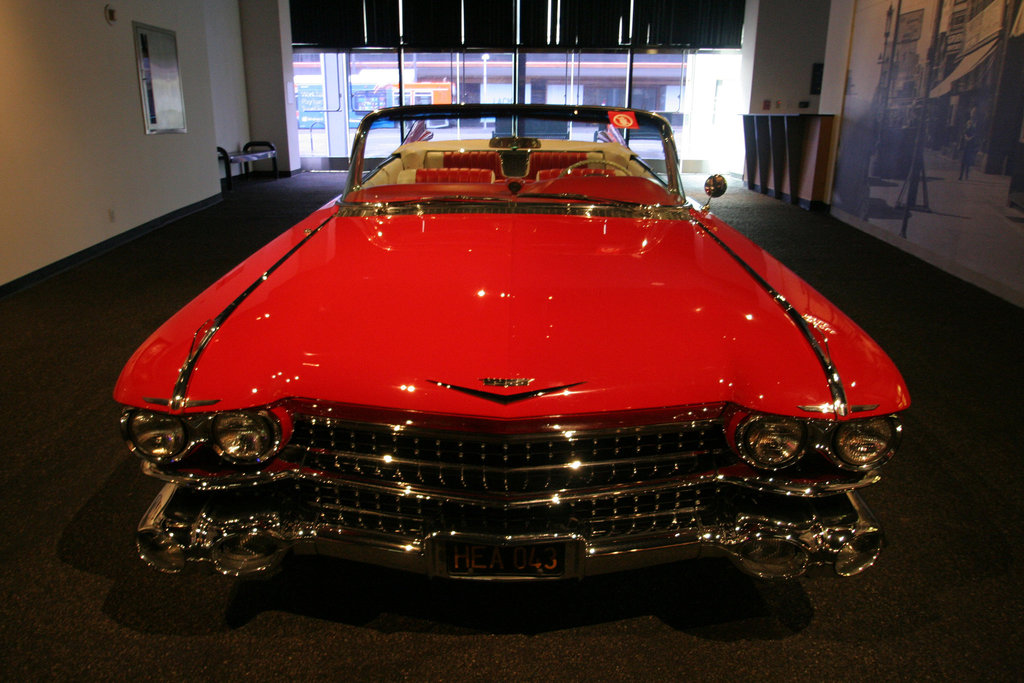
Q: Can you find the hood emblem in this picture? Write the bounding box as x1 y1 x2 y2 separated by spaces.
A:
481 377 534 387
428 380 585 405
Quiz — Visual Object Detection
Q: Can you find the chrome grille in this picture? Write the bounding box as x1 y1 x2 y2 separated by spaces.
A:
292 416 730 494
289 416 729 540
297 481 707 539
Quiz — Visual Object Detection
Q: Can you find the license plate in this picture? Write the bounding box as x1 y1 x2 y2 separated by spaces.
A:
446 542 565 577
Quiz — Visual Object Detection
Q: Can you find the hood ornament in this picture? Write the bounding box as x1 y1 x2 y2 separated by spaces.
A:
428 379 585 405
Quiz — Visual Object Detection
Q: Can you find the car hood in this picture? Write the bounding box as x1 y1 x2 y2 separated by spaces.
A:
115 205 909 419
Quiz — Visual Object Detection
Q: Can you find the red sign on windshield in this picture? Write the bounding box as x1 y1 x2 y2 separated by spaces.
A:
608 111 639 129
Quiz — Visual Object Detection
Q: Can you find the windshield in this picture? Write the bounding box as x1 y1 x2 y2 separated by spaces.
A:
342 105 682 207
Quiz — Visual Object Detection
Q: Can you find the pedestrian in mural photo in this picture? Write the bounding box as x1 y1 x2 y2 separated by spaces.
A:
959 109 978 180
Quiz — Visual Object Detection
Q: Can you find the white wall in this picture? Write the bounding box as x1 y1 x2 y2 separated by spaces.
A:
739 0 761 114
205 0 251 153
239 0 301 173
820 0 855 116
0 0 222 287
741 0 832 114
821 0 856 198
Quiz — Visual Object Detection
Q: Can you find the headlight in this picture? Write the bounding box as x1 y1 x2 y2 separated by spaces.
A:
832 416 900 470
736 415 807 469
212 411 279 464
127 410 187 463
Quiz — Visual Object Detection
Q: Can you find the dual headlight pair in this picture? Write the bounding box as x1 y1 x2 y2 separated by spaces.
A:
736 413 901 471
123 409 280 465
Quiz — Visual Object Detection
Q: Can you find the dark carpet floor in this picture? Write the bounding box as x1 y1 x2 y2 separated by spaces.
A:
2 172 1022 679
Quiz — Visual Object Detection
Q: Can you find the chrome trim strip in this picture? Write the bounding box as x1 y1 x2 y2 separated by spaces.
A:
144 397 219 408
167 210 338 411
295 414 725 443
688 214 850 417
306 471 717 508
141 459 878 498
305 445 717 476
800 403 879 414
335 201 687 220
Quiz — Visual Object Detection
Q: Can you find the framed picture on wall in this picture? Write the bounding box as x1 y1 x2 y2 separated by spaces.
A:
133 22 187 134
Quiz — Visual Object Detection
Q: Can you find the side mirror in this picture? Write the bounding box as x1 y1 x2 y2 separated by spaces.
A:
702 174 727 211
704 174 727 198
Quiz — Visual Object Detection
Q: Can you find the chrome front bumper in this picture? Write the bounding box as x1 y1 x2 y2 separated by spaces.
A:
137 481 885 580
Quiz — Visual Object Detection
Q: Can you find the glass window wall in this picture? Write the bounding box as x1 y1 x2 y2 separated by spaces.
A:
678 51 744 174
463 52 515 104
293 48 744 174
294 53 329 157
521 52 628 107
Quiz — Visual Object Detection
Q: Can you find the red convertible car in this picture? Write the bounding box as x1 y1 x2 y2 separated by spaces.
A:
116 105 908 581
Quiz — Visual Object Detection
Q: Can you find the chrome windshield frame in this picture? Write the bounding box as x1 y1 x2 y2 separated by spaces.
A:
343 104 683 200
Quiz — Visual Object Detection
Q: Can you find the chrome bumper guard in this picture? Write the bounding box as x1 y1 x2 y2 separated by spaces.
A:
137 482 884 580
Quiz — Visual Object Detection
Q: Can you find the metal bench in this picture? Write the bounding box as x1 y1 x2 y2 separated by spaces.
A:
217 141 278 190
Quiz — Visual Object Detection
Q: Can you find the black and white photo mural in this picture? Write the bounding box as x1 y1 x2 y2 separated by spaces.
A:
831 0 1024 306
